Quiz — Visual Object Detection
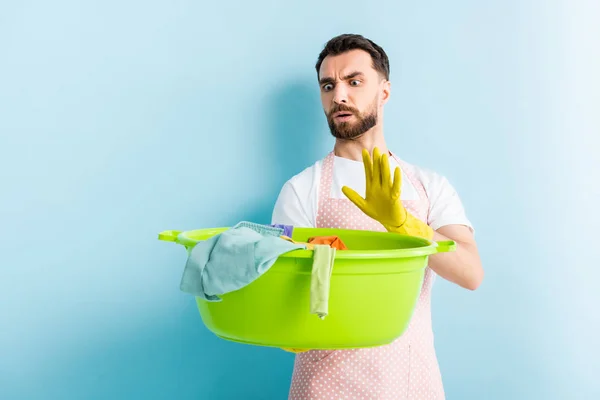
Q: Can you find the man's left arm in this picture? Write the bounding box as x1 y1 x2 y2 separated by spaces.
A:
339 148 484 290
429 224 483 290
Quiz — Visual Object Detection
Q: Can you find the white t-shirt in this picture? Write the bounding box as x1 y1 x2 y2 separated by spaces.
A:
271 154 474 232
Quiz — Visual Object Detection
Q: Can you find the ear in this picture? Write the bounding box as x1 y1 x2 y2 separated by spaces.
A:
380 79 391 105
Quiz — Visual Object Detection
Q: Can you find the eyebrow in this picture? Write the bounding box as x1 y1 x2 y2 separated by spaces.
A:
342 71 364 80
319 71 365 86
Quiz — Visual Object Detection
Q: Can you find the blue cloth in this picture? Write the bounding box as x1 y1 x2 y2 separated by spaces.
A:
269 224 294 238
180 222 305 301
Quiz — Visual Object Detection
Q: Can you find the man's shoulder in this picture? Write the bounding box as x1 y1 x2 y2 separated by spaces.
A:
393 156 463 206
272 159 322 228
394 156 446 187
280 159 322 191
395 155 472 229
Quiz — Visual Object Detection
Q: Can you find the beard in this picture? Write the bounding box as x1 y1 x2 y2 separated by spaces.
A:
326 97 378 140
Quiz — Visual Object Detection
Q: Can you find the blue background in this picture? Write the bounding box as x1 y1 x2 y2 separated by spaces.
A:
1 1 599 399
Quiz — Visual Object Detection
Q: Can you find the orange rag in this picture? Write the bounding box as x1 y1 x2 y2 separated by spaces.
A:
307 236 348 250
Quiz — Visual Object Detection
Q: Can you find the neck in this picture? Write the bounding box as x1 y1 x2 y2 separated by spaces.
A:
333 125 389 161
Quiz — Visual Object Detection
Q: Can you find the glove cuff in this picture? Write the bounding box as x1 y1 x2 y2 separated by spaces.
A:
386 212 434 240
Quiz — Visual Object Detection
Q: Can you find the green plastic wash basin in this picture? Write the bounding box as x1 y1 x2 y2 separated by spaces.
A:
159 227 456 350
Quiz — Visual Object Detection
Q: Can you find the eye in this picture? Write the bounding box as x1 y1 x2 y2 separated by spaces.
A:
350 79 361 86
323 83 334 91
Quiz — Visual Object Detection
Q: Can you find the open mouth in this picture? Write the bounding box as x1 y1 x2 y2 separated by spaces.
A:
334 112 354 120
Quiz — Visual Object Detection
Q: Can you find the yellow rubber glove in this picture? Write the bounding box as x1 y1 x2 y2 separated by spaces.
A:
341 147 434 240
281 348 309 353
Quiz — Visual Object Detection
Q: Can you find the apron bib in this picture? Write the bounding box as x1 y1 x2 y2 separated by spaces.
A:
288 152 445 400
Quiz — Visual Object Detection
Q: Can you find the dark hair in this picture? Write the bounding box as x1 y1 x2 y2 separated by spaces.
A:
315 34 390 80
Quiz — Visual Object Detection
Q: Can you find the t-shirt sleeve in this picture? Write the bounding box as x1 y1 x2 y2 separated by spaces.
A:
425 173 474 232
271 181 315 228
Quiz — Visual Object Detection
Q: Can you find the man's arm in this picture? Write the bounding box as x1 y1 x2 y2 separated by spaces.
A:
429 224 483 290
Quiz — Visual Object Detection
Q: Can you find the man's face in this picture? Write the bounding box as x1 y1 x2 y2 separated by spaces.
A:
318 49 389 140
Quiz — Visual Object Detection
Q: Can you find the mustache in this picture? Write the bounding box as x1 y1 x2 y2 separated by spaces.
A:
328 103 359 117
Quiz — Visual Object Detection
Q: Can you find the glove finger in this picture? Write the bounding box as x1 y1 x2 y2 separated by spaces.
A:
362 148 373 194
381 153 391 192
392 166 402 200
342 186 369 214
372 147 381 187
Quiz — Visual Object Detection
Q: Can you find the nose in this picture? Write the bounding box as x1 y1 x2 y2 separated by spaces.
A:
332 84 348 104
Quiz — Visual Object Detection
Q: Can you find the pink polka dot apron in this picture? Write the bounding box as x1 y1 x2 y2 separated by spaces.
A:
288 151 445 400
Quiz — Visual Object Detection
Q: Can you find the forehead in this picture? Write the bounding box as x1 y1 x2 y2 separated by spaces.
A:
319 49 376 79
